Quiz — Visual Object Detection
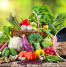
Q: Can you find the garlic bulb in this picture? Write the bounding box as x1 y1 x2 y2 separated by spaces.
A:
27 25 33 31
21 25 26 30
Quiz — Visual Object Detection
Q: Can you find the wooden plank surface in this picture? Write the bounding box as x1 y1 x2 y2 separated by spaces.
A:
45 62 60 67
0 61 66 67
58 62 66 67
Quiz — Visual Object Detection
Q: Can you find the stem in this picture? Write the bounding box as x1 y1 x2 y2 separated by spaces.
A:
8 34 12 40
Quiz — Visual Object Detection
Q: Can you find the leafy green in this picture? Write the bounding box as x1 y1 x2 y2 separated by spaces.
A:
53 12 66 30
0 26 12 44
29 6 53 27
43 55 64 63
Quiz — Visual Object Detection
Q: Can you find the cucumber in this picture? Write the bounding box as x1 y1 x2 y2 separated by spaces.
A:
48 22 57 34
10 48 17 56
2 47 9 56
4 50 10 57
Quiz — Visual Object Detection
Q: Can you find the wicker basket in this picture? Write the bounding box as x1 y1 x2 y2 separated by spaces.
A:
11 12 47 38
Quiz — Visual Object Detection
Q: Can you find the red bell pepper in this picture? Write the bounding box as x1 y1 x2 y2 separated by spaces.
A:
20 19 30 26
24 19 30 26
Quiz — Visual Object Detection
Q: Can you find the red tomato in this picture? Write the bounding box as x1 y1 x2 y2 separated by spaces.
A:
25 52 36 60
18 51 28 57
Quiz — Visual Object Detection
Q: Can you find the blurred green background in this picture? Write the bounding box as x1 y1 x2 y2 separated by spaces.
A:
0 0 66 31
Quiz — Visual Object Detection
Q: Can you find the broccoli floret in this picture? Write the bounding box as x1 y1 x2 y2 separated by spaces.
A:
27 33 43 51
27 33 43 44
32 42 41 51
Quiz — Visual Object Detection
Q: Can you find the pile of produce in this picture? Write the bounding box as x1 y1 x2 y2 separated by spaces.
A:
0 5 66 65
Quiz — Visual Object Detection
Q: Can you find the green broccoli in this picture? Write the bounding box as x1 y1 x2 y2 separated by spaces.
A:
27 33 43 44
32 42 41 51
27 33 43 51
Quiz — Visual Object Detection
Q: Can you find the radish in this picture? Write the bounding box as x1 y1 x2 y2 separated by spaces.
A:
0 42 8 50
50 52 54 55
50 49 55 52
51 46 54 49
46 50 50 54
43 48 46 52
47 47 51 51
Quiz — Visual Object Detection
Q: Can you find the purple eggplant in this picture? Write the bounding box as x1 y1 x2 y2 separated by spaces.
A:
21 35 34 52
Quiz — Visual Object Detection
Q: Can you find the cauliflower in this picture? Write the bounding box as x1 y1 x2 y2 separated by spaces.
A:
8 37 23 52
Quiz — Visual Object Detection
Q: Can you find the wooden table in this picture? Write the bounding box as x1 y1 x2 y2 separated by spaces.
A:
0 61 66 67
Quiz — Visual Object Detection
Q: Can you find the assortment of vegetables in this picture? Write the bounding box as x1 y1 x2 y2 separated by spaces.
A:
0 5 66 64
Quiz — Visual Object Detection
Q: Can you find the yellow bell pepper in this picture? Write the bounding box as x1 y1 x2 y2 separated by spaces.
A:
44 25 48 30
35 49 45 59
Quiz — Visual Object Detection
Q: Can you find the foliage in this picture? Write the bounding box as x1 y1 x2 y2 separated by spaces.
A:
43 55 64 63
29 6 53 27
53 12 66 30
0 26 12 44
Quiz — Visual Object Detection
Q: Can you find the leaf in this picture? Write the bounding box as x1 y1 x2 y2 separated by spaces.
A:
29 6 53 27
3 26 9 35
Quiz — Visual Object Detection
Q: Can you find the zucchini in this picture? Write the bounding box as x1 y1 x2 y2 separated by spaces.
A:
10 48 17 56
48 22 57 34
4 50 10 57
2 47 9 56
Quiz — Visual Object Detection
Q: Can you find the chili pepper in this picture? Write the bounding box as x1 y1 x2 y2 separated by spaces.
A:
35 49 45 59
